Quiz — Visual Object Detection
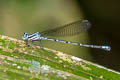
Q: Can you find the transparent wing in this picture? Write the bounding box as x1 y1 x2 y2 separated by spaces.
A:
40 20 91 36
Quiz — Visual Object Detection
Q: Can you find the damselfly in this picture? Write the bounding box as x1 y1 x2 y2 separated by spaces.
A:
22 20 111 51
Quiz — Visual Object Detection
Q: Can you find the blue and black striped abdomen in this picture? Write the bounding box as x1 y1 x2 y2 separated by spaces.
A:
41 37 111 51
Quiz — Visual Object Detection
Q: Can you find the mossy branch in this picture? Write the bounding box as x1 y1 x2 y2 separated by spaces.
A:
0 35 119 80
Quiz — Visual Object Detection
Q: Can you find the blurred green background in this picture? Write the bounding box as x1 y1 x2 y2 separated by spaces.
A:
0 0 120 71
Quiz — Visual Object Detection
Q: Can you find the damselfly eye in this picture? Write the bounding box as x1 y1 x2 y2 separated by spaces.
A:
22 32 28 40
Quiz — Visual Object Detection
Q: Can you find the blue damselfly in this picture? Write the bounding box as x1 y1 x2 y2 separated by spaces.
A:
22 20 111 51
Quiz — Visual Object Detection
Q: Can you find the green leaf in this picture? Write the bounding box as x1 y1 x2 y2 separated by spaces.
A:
0 35 119 80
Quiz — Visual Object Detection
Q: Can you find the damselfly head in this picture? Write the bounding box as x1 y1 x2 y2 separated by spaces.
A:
22 32 28 40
